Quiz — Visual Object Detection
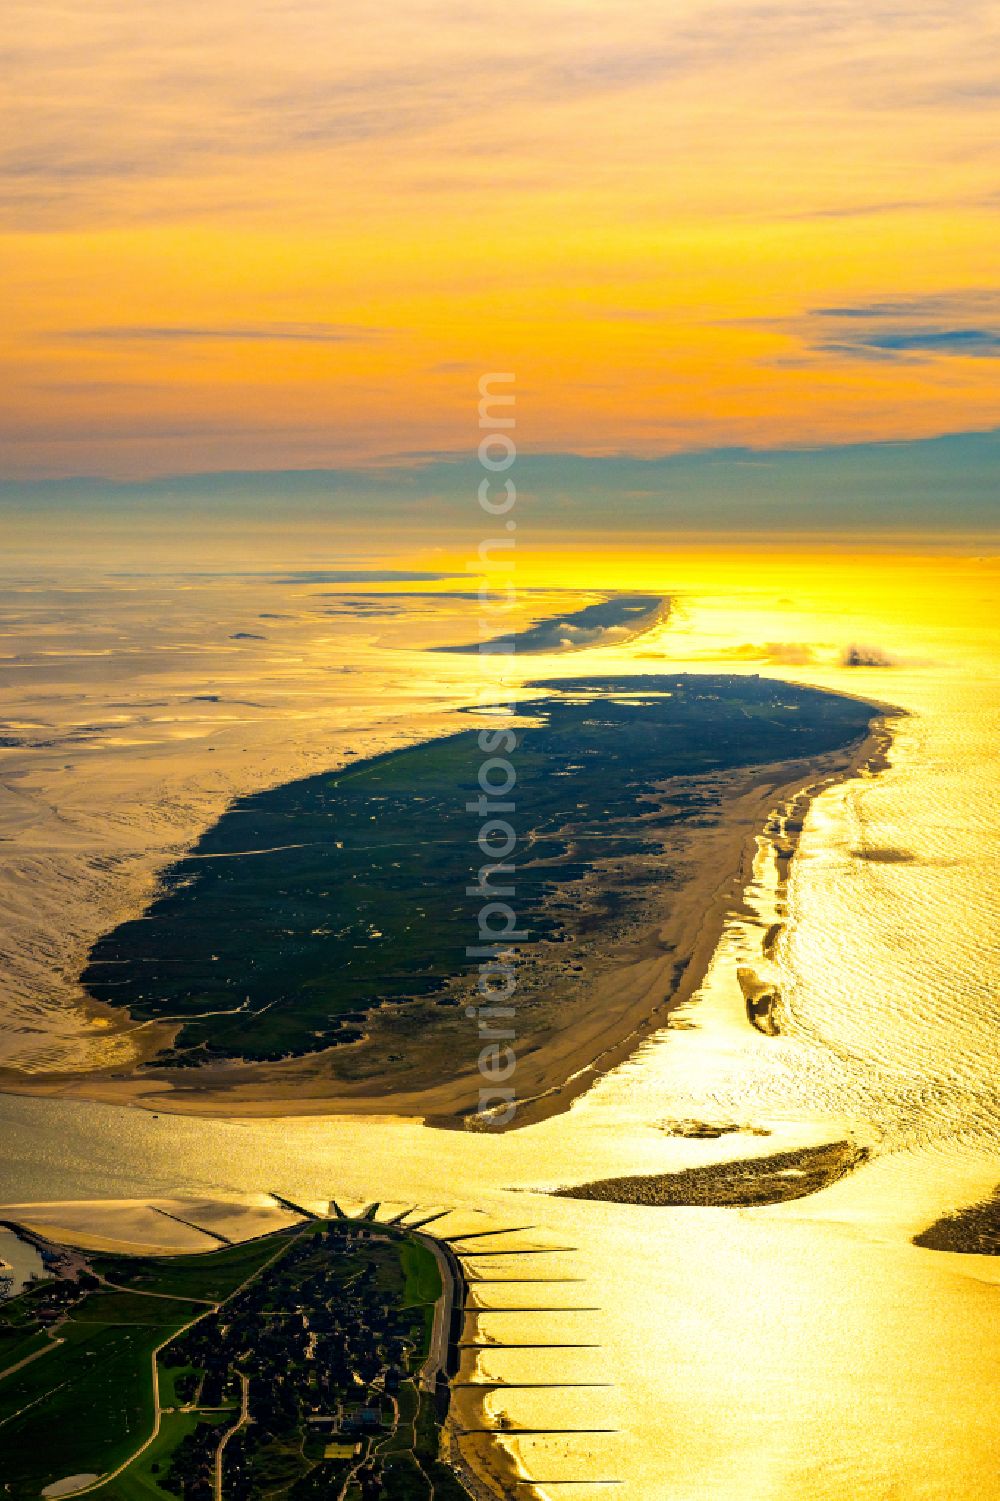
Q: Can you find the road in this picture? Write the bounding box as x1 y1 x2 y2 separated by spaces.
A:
416 1232 460 1392
214 1372 250 1501
61 1305 212 1499
0 1335 63 1382
54 1227 306 1499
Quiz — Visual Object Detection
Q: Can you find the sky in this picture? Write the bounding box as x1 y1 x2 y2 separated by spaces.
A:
2 0 998 534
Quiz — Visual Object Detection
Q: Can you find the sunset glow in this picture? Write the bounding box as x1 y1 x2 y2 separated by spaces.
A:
4 0 999 479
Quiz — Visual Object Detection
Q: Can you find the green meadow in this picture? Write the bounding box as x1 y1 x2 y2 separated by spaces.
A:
81 675 876 1065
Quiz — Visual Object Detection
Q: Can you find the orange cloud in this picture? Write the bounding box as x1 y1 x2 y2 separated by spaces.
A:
2 0 998 475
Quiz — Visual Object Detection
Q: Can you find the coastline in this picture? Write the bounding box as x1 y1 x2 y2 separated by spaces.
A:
0 1198 530 1501
0 714 897 1133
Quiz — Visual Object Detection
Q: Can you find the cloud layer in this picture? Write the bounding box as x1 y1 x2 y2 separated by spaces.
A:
2 1 999 476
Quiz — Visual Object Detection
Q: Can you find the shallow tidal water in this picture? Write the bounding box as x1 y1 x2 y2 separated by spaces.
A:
1 548 998 1499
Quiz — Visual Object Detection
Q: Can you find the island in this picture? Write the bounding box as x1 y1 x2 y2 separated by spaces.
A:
0 1214 473 1501
434 592 669 654
11 675 887 1127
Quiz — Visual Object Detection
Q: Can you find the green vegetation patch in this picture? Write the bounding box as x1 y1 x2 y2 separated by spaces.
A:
70 1292 201 1326
81 675 877 1065
0 1325 54 1374
0 1219 471 1500
0 1316 195 1497
93 1233 291 1303
398 1240 441 1309
91 1410 227 1501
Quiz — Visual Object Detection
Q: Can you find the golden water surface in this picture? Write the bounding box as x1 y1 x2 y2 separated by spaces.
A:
1 546 998 1499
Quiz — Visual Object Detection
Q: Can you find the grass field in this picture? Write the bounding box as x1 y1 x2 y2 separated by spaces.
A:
70 1293 201 1326
0 1324 53 1372
93 1233 292 1303
0 1236 294 1496
399 1240 442 1308
0 1315 198 1495
89 1409 227 1501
